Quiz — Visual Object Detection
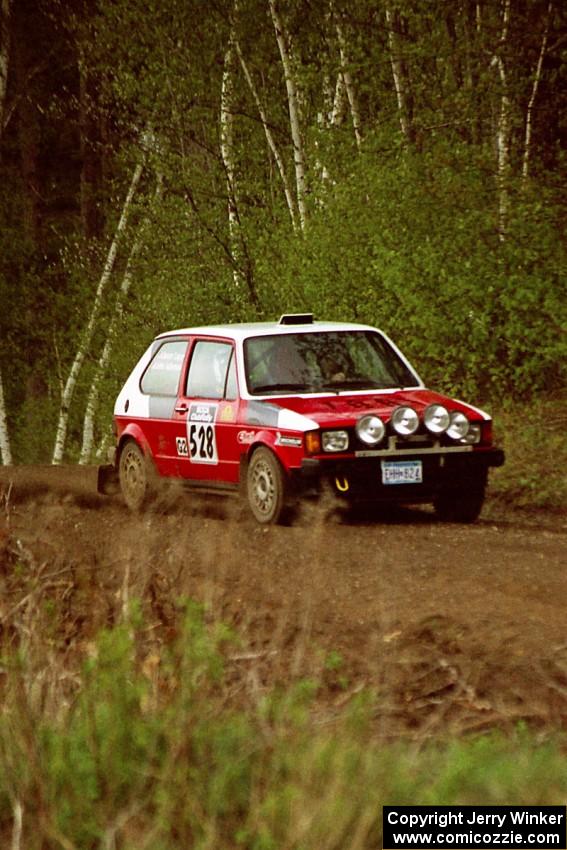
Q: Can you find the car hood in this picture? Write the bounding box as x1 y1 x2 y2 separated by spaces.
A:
258 388 486 429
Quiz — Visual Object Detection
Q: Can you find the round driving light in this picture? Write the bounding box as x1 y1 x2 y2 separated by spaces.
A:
355 415 385 446
424 403 450 434
447 411 470 440
391 406 419 436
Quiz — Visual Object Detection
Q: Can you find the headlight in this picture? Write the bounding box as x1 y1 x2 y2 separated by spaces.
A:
391 406 419 436
458 422 481 445
424 404 450 434
355 415 385 446
447 411 470 440
322 430 349 452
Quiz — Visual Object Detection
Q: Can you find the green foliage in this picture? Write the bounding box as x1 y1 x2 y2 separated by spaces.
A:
1 604 567 848
0 0 565 461
253 142 566 400
490 398 567 512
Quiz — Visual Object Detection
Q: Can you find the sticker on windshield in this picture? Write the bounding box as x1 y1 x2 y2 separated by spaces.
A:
187 404 218 465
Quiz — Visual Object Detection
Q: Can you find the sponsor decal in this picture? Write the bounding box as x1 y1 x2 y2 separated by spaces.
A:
176 437 189 457
188 404 218 464
189 404 216 424
219 404 235 423
237 430 256 445
275 432 303 448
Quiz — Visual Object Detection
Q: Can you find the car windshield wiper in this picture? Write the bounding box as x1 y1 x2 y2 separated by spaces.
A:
251 382 315 394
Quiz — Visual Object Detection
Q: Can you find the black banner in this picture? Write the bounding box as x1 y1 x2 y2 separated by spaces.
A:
383 806 566 849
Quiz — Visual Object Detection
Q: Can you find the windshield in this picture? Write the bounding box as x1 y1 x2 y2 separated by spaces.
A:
244 331 419 396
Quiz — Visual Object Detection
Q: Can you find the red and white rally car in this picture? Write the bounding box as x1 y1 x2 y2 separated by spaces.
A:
99 314 504 523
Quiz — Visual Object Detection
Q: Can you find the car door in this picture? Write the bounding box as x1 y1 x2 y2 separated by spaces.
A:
173 338 241 485
138 337 190 475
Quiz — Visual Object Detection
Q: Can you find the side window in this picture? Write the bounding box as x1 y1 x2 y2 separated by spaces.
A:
140 340 188 396
186 341 234 400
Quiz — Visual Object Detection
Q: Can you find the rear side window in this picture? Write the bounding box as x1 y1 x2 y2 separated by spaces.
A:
186 341 235 399
140 340 188 396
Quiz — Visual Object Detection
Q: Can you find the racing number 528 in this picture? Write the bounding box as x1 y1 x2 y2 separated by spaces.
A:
189 423 215 461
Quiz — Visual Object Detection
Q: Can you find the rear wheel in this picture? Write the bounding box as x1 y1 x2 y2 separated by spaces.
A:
247 447 288 524
119 440 156 511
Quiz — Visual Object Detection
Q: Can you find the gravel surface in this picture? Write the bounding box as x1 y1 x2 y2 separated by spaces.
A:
1 465 566 737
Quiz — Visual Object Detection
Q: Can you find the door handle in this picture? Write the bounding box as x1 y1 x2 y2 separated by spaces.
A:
175 403 188 414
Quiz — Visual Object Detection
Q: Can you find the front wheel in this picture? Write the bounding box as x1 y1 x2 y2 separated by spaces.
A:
119 440 156 511
247 447 288 524
433 486 485 523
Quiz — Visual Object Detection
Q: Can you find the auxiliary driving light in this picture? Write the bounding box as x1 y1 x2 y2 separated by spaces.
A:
447 411 470 440
424 403 450 434
355 415 385 446
391 406 419 436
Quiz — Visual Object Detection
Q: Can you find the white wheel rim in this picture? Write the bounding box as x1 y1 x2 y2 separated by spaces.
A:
251 459 275 516
122 448 145 501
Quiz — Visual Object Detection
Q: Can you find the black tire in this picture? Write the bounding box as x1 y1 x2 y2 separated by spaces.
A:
246 447 288 524
119 440 156 511
433 486 485 523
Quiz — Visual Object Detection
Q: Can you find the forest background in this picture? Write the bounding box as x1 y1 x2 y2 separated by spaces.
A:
0 0 565 467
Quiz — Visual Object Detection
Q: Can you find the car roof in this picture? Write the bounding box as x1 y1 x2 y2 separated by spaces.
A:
156 320 378 343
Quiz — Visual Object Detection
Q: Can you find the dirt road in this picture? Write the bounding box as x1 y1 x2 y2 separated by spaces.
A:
1 465 566 737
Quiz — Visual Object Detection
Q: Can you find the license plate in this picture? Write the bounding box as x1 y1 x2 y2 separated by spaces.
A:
381 460 423 485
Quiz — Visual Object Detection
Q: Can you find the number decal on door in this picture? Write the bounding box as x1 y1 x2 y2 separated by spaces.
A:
187 404 218 465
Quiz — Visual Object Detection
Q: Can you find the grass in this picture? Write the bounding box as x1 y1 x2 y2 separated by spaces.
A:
487 396 567 516
0 603 566 850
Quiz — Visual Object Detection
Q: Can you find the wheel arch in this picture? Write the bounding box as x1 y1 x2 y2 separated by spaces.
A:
246 438 290 476
117 424 151 462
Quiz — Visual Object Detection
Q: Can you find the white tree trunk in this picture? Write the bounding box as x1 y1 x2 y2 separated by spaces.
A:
385 3 414 144
79 175 163 464
269 0 307 231
316 72 346 188
522 1 552 183
335 18 362 149
235 38 298 230
220 30 244 288
52 159 145 464
328 71 347 127
0 368 12 465
494 0 511 241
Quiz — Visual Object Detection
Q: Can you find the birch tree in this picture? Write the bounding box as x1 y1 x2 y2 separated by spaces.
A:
52 157 145 464
235 37 298 230
268 0 307 230
315 70 346 188
79 173 164 463
220 28 243 289
334 13 362 149
0 370 11 465
219 24 259 296
384 2 415 145
522 1 553 183
493 0 512 241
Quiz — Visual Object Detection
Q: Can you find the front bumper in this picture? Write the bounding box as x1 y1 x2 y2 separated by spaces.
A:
294 447 505 502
